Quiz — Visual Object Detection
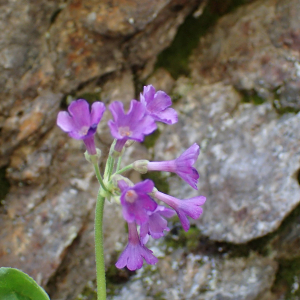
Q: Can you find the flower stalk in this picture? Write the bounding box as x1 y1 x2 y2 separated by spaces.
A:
56 85 206 299
94 189 106 300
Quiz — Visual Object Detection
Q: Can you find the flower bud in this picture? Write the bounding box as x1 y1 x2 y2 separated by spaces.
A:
133 160 149 174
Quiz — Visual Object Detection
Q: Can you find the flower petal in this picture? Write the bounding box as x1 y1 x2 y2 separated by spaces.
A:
57 111 75 132
147 91 172 112
131 115 157 140
134 179 154 194
91 101 106 125
109 101 125 124
68 99 91 129
153 107 178 124
142 85 156 104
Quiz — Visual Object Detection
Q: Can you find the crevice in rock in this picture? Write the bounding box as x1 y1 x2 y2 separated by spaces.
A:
141 170 169 195
49 1 68 26
131 65 147 100
0 166 10 213
164 199 300 260
50 8 63 24
155 0 257 79
239 89 267 105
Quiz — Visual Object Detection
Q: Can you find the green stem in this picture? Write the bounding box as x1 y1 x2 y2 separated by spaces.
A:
93 163 108 192
116 156 122 172
95 189 106 300
115 164 133 175
108 156 115 179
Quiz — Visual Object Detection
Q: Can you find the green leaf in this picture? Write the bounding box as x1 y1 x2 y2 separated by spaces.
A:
0 268 50 300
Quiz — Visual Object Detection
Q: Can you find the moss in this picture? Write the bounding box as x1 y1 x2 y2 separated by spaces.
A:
76 92 101 105
152 291 167 300
164 225 202 252
155 8 218 79
272 258 300 299
142 129 161 149
75 283 97 300
155 0 253 79
240 89 266 105
273 99 300 114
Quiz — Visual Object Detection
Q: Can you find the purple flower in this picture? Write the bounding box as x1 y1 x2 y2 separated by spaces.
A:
147 143 200 189
108 100 157 152
153 190 206 231
140 85 178 124
57 99 105 155
118 179 157 225
115 222 158 271
140 205 176 244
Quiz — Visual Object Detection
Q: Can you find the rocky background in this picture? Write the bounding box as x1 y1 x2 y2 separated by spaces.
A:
1 0 300 299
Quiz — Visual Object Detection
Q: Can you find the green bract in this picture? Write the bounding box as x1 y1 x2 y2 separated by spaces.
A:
0 267 50 300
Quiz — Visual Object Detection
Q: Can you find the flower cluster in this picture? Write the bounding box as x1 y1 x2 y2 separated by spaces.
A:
57 85 206 271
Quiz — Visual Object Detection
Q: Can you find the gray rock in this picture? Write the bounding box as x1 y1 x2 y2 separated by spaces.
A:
190 0 300 112
108 249 277 300
154 81 300 243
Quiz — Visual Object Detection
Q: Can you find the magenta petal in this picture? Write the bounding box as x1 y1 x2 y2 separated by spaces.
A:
132 115 157 140
126 245 144 270
139 195 157 212
148 213 168 239
179 196 206 219
68 99 90 129
154 191 205 232
107 120 122 139
142 85 156 104
140 85 178 125
134 179 154 194
133 202 151 225
157 206 176 218
108 100 156 146
146 91 172 112
91 102 106 124
116 243 157 271
140 222 150 240
140 246 158 265
121 204 135 223
116 223 158 271
127 100 147 122
177 167 199 190
154 107 178 124
118 180 129 192
57 111 75 132
109 101 125 123
175 143 200 189
177 210 191 231
119 179 157 225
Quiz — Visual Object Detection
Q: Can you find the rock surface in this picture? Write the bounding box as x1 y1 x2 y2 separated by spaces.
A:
154 80 300 243
107 248 277 300
1 0 300 299
0 0 199 167
191 0 300 113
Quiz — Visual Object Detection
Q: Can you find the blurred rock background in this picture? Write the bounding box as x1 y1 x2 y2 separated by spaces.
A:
1 0 300 299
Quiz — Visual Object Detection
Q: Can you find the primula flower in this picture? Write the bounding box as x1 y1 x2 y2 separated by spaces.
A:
118 179 157 225
57 99 105 155
135 143 200 189
153 190 206 231
108 100 157 152
140 205 176 244
115 222 158 271
140 85 178 124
